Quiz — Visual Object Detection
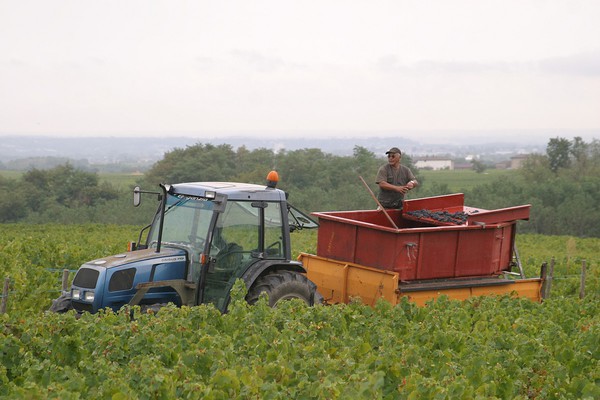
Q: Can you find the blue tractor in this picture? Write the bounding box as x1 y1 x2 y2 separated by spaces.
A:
50 172 320 313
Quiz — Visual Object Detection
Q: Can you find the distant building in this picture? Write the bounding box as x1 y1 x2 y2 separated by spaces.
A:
510 155 530 169
415 157 454 170
495 161 511 170
454 162 473 170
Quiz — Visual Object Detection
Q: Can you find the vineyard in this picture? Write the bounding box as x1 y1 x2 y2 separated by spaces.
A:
1 224 599 399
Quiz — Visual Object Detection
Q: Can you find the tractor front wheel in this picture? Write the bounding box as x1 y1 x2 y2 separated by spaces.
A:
49 293 74 313
246 270 322 307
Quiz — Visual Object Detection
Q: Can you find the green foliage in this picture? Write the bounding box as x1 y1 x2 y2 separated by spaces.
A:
3 136 600 238
516 234 600 298
0 224 139 315
1 294 598 399
144 143 239 184
141 143 390 212
0 164 120 223
0 225 599 398
547 137 572 173
417 169 516 194
464 137 600 237
0 176 28 223
520 153 554 183
2 224 597 313
0 164 155 226
471 158 486 173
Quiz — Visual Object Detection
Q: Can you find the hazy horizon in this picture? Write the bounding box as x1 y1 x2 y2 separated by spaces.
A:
0 129 598 146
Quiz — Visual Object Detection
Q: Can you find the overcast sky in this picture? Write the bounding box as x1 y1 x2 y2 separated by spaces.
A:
1 0 599 141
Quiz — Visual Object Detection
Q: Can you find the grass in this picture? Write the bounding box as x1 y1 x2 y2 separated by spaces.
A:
0 170 141 189
3 167 520 193
0 170 22 180
417 168 518 192
98 172 143 189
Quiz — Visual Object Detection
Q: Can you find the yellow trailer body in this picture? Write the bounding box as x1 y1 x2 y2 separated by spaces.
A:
300 253 543 307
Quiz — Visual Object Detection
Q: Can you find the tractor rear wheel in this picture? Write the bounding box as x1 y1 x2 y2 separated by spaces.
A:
246 270 322 307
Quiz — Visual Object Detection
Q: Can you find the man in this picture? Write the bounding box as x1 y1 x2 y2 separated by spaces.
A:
376 147 418 209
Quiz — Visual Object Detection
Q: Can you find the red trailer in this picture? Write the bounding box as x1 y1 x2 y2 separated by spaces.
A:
301 194 544 306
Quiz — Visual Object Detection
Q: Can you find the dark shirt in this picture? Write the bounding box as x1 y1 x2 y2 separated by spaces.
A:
375 164 416 208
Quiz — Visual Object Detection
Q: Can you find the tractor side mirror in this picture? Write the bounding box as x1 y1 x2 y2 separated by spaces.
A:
133 187 141 207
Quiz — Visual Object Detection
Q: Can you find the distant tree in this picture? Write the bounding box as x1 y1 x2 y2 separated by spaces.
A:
350 146 373 175
0 176 28 222
519 154 553 183
143 143 237 185
471 158 486 173
588 139 600 175
276 148 334 189
547 137 571 173
234 146 276 183
0 164 121 223
570 136 588 164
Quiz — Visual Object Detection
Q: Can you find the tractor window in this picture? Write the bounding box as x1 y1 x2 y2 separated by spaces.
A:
264 202 284 258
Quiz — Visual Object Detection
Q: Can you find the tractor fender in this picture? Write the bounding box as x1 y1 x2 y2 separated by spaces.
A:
240 259 306 290
220 259 309 311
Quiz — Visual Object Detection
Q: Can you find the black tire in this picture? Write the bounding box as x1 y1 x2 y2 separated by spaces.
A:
139 303 170 314
49 293 73 313
246 270 323 307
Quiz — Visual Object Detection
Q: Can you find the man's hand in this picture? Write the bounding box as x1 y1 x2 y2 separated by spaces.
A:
398 185 410 194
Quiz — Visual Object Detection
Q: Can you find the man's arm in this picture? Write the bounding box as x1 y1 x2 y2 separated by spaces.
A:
378 180 411 194
406 179 418 189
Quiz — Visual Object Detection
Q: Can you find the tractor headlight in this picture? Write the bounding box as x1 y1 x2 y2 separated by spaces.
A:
72 289 81 300
84 291 95 302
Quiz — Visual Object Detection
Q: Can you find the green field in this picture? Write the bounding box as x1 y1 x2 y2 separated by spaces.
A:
0 170 141 189
417 169 518 192
1 168 518 193
0 224 599 398
0 224 600 400
98 172 142 189
0 170 21 180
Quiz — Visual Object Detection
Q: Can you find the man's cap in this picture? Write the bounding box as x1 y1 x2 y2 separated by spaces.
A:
385 147 401 155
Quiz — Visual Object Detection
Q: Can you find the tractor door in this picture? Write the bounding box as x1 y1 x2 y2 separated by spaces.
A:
202 200 287 310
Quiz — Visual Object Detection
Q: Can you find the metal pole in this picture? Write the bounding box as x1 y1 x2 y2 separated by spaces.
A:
514 245 525 279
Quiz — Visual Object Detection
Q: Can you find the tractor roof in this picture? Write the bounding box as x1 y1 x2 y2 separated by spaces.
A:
170 182 287 202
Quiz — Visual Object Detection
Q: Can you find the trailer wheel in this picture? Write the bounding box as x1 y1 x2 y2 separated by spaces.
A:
140 303 170 314
246 271 323 307
49 293 74 313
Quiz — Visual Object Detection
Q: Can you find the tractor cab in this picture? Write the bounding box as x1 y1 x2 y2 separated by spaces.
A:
142 180 315 309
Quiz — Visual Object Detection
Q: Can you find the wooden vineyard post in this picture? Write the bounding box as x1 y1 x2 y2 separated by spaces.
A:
540 262 548 300
1 277 9 314
546 257 555 299
61 269 70 294
579 260 587 300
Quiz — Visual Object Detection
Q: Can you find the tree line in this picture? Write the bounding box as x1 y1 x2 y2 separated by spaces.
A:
466 137 600 237
1 137 599 237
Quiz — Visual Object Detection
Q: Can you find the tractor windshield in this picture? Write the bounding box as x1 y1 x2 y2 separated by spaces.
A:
147 193 215 265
